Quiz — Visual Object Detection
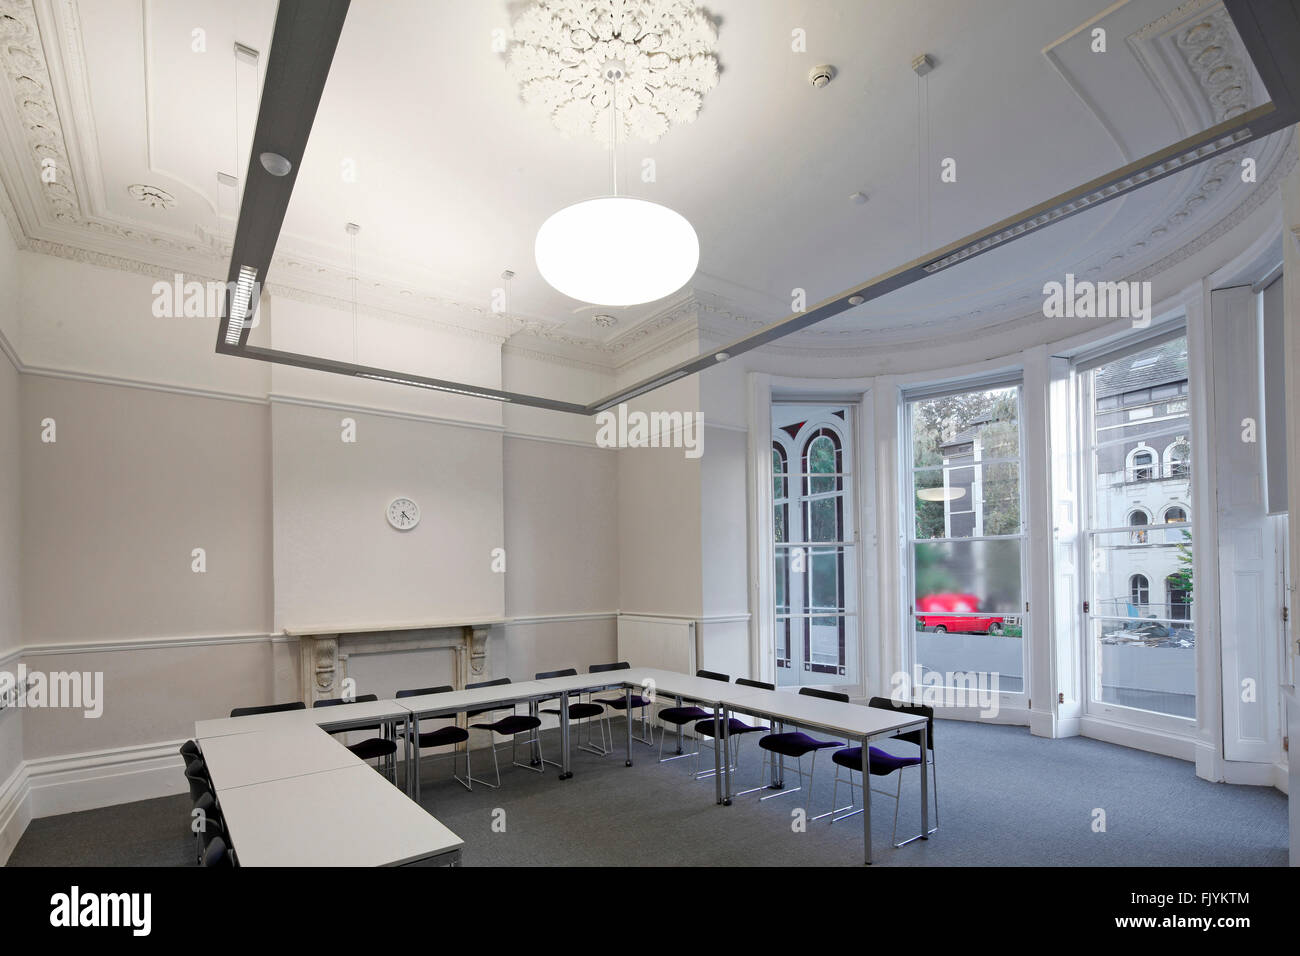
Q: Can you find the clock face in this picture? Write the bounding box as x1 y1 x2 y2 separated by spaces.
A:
386 497 420 531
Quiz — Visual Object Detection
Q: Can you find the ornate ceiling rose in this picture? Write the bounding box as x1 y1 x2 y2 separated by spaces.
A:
508 0 719 146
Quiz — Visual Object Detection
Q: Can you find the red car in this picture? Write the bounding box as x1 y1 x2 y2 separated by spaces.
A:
917 593 1006 635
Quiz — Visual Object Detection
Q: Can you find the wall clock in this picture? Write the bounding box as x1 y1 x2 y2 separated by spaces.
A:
386 497 420 531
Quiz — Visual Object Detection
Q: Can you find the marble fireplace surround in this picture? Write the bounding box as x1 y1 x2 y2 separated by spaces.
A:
286 619 505 706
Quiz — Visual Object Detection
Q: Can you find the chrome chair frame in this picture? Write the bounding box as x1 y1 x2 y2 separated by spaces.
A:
816 749 939 847
396 687 474 793
464 707 545 789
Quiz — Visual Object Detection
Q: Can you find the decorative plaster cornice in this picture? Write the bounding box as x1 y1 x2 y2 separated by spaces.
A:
764 137 1297 359
501 341 613 374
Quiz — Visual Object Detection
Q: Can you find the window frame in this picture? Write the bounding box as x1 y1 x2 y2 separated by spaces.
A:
902 377 1029 697
1076 327 1197 732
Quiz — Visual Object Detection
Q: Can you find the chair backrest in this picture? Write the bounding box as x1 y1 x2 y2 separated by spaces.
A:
229 701 305 718
697 669 730 682
868 696 935 751
467 677 511 690
800 687 849 703
396 685 454 698
736 677 775 691
202 836 232 867
180 739 201 759
184 761 210 801
536 667 578 680
588 661 631 674
313 694 379 708
193 791 224 835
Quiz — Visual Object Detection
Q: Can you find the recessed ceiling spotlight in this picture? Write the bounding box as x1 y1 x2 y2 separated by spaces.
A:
259 151 293 176
848 295 865 305
850 192 868 205
714 351 730 362
809 64 836 89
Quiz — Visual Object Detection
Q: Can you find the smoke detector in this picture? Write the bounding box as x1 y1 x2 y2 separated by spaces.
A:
808 64 835 89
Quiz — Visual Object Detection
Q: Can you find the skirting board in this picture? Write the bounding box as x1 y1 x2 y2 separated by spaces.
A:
0 762 32 867
22 740 188 822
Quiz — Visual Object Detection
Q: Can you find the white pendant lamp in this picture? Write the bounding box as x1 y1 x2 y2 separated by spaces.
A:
535 66 699 307
535 197 699 306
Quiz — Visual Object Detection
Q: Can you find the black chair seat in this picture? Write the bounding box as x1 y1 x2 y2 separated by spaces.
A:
347 737 398 761
417 726 470 748
659 705 711 725
542 702 604 720
693 717 767 738
598 694 650 709
471 714 542 736
831 745 922 776
757 731 840 758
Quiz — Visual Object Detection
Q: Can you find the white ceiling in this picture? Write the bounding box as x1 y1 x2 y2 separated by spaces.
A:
0 0 1292 363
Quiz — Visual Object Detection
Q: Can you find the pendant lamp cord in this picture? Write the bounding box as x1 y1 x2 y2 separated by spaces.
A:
609 72 619 197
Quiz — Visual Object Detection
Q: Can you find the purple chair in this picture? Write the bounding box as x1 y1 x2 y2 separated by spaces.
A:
657 669 730 766
314 694 399 781
591 661 654 747
465 677 544 789
692 676 771 781
821 698 937 847
396 685 472 791
537 668 610 760
753 687 846 813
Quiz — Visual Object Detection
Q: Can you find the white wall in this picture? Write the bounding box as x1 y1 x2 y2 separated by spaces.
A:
270 400 505 630
0 319 24 860
0 250 627 837
21 376 273 643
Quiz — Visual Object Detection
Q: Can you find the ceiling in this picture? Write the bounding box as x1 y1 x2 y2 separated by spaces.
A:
0 0 1293 365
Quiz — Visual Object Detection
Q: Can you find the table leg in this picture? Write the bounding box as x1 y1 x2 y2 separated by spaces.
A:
412 713 422 804
721 705 732 805
712 704 723 805
624 686 633 766
862 735 872 865
919 723 929 839
772 721 784 788
529 700 541 766
675 695 685 754
560 691 572 780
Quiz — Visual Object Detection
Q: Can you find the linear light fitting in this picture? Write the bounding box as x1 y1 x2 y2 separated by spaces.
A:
224 265 259 346
923 128 1254 275
357 373 513 403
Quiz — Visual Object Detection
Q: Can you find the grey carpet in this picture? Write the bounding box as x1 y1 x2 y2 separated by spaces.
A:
7 719 1288 866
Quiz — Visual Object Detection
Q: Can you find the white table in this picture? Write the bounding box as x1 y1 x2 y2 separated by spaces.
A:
195 709 316 740
307 698 410 730
200 725 362 790
721 689 929 864
215 764 463 866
